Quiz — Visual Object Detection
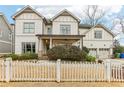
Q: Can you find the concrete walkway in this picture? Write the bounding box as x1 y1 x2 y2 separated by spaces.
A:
109 59 124 64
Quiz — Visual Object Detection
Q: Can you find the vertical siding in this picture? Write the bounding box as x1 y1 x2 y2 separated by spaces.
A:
52 16 78 35
81 27 114 48
15 13 43 54
83 27 113 40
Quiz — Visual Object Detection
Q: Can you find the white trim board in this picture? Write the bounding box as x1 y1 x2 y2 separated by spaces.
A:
0 40 11 44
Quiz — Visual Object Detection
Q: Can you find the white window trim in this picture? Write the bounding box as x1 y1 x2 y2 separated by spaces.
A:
60 24 71 35
22 42 36 54
23 22 35 34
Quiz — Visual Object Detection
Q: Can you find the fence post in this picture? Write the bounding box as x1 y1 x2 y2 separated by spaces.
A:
106 59 111 82
5 57 12 82
56 59 61 83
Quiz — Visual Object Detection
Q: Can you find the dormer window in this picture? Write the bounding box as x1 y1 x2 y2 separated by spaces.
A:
23 22 35 33
60 24 71 35
94 30 102 39
47 27 52 35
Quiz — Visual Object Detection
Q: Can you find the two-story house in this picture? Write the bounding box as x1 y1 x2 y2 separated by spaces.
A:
0 12 12 56
12 5 114 59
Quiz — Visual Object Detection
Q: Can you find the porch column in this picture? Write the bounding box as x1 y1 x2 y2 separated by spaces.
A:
97 48 99 59
49 37 52 49
38 38 43 58
110 48 113 58
80 38 83 50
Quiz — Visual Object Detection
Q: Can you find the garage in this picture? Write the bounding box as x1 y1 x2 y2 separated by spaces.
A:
99 48 110 58
89 48 97 57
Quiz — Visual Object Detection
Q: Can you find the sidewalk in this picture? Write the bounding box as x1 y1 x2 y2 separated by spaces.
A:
0 82 124 87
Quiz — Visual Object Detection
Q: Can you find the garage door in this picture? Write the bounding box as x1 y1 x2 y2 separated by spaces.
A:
99 48 110 58
89 48 97 57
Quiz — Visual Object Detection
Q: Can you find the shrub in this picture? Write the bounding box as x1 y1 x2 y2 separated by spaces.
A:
86 55 96 62
82 46 89 54
113 46 124 54
67 46 84 61
3 54 19 60
4 53 38 60
114 53 120 58
47 46 67 60
47 45 85 61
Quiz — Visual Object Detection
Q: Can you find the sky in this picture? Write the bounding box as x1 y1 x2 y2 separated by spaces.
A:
0 5 124 45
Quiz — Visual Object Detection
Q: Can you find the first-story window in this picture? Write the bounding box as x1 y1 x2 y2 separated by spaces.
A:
22 42 35 53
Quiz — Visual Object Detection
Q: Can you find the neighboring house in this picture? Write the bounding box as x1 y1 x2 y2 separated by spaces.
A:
10 24 15 53
12 5 114 59
0 12 12 55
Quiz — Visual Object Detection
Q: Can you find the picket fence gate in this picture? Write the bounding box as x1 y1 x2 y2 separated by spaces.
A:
0 58 124 82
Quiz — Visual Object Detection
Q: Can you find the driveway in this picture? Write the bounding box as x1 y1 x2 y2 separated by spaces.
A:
108 59 124 65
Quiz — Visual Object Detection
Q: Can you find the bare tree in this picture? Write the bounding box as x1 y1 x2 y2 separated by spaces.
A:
111 15 124 34
113 39 120 48
83 5 106 26
117 16 124 34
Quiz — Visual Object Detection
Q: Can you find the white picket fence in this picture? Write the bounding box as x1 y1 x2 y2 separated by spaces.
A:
0 58 124 82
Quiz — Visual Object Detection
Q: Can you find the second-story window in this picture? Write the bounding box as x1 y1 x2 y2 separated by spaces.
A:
23 22 35 33
60 25 71 35
94 30 102 39
47 27 52 35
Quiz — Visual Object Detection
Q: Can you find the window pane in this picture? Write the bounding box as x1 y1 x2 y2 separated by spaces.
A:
24 29 29 33
60 25 71 35
47 27 52 34
30 23 35 28
23 22 35 33
22 42 36 54
29 29 34 33
94 31 102 39
24 23 29 28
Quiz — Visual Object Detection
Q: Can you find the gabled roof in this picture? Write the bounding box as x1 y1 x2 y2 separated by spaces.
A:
0 12 12 31
12 5 45 20
84 24 115 37
51 9 81 22
79 24 92 29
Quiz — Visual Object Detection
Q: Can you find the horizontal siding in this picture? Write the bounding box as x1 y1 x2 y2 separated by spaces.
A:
0 42 11 53
0 16 11 42
52 16 78 35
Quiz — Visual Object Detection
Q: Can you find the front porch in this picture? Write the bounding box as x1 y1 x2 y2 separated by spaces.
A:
36 35 85 59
